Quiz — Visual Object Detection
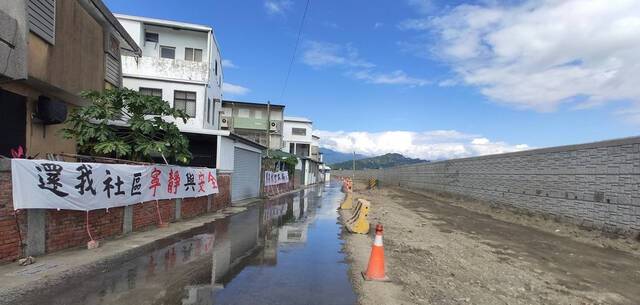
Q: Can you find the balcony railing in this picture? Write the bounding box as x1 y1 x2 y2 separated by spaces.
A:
122 55 208 83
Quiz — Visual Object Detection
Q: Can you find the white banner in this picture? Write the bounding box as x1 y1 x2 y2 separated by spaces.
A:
11 159 219 211
264 171 289 186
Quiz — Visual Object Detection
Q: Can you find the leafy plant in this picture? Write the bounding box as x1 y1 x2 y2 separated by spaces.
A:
61 88 192 164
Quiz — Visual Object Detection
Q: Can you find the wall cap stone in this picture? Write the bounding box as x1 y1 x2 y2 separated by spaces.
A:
0 159 10 172
393 135 640 168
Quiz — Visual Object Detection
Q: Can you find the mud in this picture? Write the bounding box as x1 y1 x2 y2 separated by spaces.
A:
343 183 640 305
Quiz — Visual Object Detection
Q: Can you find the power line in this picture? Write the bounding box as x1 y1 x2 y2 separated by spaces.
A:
279 0 311 101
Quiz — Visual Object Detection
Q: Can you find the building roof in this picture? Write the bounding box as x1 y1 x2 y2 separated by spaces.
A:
83 0 141 56
284 116 312 123
222 100 285 109
114 13 213 32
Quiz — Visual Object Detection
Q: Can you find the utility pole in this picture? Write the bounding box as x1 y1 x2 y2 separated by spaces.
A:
266 100 271 157
352 151 355 183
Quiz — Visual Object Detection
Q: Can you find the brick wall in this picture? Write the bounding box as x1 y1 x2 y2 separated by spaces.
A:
133 199 175 231
181 196 208 219
212 174 231 211
46 208 124 252
351 137 640 234
0 169 232 263
0 172 26 262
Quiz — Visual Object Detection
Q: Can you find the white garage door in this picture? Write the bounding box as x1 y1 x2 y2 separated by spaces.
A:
232 147 261 201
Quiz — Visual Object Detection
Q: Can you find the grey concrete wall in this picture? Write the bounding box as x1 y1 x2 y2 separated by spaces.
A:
338 136 640 234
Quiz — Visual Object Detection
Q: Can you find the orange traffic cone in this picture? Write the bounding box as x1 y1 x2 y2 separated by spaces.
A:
362 224 390 281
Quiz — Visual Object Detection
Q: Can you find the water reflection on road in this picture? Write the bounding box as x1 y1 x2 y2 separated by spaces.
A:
23 182 356 305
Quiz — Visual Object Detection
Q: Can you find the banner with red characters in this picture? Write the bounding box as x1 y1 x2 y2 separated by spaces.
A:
11 159 219 211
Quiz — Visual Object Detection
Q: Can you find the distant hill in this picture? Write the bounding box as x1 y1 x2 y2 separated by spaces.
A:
329 153 426 170
320 148 367 164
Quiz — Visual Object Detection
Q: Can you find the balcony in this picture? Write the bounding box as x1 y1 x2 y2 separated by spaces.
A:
122 55 208 83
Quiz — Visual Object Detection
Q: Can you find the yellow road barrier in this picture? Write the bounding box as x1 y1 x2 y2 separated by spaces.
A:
340 192 353 210
345 199 370 234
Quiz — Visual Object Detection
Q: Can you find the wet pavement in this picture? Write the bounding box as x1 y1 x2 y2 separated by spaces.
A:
15 183 356 305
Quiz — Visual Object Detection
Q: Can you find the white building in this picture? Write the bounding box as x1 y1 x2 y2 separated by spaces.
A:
282 116 313 158
282 116 325 186
116 14 264 202
116 14 222 132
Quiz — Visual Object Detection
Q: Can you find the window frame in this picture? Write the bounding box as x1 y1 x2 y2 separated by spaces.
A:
138 87 163 98
160 45 176 59
145 32 159 43
292 128 307 136
185 47 203 62
173 90 197 118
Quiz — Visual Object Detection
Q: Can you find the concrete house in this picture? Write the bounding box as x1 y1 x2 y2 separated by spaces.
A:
282 116 324 186
115 14 264 201
0 0 141 158
220 100 285 150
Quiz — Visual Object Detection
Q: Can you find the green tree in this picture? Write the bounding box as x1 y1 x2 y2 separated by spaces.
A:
61 88 192 164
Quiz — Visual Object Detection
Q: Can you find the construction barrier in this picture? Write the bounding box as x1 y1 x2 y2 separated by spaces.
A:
340 191 353 210
344 199 370 234
367 177 377 190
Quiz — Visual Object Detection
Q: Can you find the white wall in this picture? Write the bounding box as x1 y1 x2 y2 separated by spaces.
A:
122 77 206 130
217 136 235 172
118 19 143 47
141 24 208 60
283 120 313 144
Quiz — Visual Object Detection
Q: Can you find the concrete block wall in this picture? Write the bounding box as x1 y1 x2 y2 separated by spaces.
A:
0 163 232 264
346 137 640 234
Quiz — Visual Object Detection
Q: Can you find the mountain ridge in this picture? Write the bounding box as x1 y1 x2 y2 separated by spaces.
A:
329 153 426 170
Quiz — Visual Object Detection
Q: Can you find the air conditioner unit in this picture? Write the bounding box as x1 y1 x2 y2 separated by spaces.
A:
220 116 231 129
269 120 278 132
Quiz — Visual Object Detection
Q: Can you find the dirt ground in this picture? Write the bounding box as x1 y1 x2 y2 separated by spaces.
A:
341 183 640 305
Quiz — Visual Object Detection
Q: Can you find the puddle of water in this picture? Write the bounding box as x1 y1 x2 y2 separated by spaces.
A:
18 183 356 305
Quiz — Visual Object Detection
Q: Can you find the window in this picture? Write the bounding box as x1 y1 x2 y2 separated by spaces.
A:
253 110 263 119
174 91 196 117
215 60 218 76
238 109 250 118
145 32 159 43
185 48 203 62
27 0 55 45
160 46 175 59
292 128 306 136
139 87 162 98
289 143 295 154
206 98 211 123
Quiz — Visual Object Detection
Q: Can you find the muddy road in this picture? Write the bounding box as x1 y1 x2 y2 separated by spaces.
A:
344 184 640 305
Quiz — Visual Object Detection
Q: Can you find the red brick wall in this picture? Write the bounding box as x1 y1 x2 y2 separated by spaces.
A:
212 174 231 211
0 171 232 264
0 172 27 263
181 196 208 219
46 208 124 252
132 199 175 232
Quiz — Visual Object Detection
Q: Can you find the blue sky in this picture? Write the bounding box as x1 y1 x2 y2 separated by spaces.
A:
105 0 640 160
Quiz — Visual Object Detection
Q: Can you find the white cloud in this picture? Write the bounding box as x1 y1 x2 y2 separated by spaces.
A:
264 0 292 15
302 40 431 87
221 59 237 69
222 83 250 96
350 70 431 87
302 41 374 69
403 0 640 115
374 22 384 29
315 129 529 160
